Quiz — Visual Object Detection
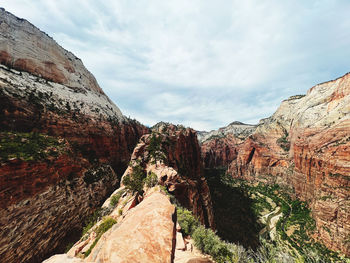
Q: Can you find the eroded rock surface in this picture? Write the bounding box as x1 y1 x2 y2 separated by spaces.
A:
0 8 104 94
122 123 215 228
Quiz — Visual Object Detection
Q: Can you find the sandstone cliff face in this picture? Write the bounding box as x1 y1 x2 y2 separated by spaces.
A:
201 134 243 169
0 8 104 94
197 121 256 143
0 10 148 263
226 74 350 255
199 121 256 169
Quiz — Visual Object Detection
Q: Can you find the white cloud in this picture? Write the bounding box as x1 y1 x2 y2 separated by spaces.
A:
2 0 350 130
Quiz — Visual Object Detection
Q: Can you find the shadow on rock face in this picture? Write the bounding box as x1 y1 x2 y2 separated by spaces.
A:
204 168 261 250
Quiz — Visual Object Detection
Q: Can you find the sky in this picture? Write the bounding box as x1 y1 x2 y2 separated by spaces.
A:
1 1 350 130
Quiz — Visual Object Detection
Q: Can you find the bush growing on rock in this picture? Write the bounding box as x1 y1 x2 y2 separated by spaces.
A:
147 133 166 165
177 206 199 236
122 163 146 194
84 217 117 258
192 225 233 262
144 172 158 188
110 190 125 207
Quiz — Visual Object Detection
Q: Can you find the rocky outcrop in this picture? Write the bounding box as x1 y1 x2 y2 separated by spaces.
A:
226 74 350 255
0 164 118 263
123 123 214 228
0 9 147 263
87 191 176 263
199 121 256 169
197 121 256 143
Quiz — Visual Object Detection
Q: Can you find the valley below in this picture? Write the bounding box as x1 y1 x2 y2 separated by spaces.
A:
204 168 348 262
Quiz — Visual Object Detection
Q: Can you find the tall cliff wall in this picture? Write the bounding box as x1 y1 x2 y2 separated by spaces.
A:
0 9 148 263
225 74 350 255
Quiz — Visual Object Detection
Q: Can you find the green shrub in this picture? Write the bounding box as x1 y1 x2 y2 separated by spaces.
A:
84 217 117 257
276 133 290 152
110 190 125 207
95 217 117 236
82 209 102 236
122 164 146 194
147 133 166 165
177 207 199 236
144 172 158 188
0 132 65 161
192 225 233 263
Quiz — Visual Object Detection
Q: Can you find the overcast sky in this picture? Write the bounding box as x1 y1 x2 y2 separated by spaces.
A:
2 1 350 130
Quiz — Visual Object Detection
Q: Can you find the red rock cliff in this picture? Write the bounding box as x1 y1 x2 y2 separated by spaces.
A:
0 9 148 263
225 74 350 255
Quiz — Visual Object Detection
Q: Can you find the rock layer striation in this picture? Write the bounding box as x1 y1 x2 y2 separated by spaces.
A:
203 74 350 255
0 9 147 263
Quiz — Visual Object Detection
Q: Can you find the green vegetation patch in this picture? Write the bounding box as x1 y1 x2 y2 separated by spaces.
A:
122 163 147 194
110 189 126 207
276 133 290 152
144 172 158 188
0 131 66 161
122 164 159 194
204 169 348 262
147 132 167 165
177 206 200 236
84 217 117 258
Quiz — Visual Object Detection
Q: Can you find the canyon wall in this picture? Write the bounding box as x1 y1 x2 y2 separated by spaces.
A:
44 123 215 262
203 74 350 255
0 9 147 263
200 122 256 169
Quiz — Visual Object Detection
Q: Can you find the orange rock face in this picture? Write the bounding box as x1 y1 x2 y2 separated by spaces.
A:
88 192 176 263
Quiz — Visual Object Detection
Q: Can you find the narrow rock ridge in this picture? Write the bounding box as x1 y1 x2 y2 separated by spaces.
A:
44 124 215 262
45 188 213 263
125 123 215 228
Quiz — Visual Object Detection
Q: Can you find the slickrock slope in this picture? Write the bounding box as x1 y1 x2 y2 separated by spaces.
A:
0 9 147 263
0 8 103 93
88 191 177 263
227 74 350 255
